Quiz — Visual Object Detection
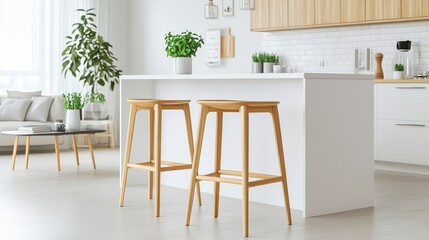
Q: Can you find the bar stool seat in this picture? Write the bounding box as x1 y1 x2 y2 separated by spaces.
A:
119 99 202 217
185 100 292 237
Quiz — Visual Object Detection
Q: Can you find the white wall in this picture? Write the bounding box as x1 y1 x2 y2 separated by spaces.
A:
262 21 429 78
127 0 262 75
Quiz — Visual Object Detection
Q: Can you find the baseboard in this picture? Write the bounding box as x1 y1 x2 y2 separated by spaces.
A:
375 160 429 176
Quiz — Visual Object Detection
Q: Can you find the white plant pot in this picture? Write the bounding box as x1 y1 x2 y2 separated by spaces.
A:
252 62 262 73
83 102 109 120
263 63 274 73
393 71 404 79
174 57 192 74
65 110 81 131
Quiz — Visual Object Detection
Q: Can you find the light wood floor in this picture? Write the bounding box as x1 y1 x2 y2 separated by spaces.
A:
1 148 429 239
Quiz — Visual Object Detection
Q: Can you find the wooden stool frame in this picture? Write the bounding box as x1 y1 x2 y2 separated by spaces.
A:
119 100 202 217
185 101 292 237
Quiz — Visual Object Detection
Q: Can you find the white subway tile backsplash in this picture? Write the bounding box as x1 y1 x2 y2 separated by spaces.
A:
262 21 429 76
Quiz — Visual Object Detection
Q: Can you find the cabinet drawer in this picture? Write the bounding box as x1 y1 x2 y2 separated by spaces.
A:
376 84 429 121
375 119 429 165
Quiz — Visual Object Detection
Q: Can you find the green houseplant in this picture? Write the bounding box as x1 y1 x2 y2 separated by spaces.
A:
164 31 204 74
62 92 84 131
252 52 263 73
393 63 404 79
61 8 122 119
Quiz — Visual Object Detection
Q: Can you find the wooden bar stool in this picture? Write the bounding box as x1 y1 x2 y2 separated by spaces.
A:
119 99 202 217
185 100 292 237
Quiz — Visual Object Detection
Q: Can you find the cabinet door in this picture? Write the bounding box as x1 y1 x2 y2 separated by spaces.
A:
376 119 429 165
288 0 314 27
250 0 270 30
402 0 429 18
341 0 365 23
366 0 401 21
315 0 340 25
270 0 288 28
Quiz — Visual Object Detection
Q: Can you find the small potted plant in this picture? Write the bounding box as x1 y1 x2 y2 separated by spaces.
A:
263 52 278 73
252 52 262 73
165 31 204 74
62 92 84 131
393 63 404 79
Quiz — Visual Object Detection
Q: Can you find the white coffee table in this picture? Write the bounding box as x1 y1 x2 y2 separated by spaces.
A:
1 129 105 171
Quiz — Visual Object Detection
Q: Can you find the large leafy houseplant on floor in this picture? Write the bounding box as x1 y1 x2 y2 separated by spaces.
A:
165 31 204 74
62 8 122 120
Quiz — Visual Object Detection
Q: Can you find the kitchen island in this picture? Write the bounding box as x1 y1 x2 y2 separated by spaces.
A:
119 73 374 217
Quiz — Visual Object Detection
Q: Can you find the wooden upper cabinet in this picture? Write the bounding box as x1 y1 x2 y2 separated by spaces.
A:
250 0 270 30
366 0 401 21
288 0 315 27
270 0 288 28
315 0 341 25
341 0 365 23
402 0 429 18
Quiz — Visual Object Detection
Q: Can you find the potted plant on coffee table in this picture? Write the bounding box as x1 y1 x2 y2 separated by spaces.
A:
393 63 404 79
62 92 84 131
164 30 204 74
61 8 122 120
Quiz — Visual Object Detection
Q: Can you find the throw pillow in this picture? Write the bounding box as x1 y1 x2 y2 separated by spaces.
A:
7 90 42 99
25 96 54 122
0 98 32 121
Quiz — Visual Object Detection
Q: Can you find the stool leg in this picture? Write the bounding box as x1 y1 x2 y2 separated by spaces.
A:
119 104 138 207
271 106 292 225
240 105 250 237
183 104 202 206
148 109 154 200
186 105 209 226
214 112 223 218
154 104 162 217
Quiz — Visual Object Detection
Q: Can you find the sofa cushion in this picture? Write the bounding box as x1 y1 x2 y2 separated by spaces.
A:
47 96 65 122
25 96 54 122
0 99 32 121
7 90 42 99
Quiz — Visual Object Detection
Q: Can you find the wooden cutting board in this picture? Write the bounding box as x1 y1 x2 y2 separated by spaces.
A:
221 28 235 58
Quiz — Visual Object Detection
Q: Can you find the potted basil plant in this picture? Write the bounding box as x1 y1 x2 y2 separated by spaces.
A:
62 92 84 131
252 52 262 73
393 63 404 79
165 31 204 74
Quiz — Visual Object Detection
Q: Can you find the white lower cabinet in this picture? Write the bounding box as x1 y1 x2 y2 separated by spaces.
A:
375 84 429 166
376 120 429 165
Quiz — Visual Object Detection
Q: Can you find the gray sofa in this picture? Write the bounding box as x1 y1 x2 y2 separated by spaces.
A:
0 92 64 148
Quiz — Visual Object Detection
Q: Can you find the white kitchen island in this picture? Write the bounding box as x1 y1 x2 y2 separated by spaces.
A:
119 73 374 218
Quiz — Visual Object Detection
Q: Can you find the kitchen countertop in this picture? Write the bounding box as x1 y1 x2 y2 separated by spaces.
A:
374 79 429 83
121 73 374 81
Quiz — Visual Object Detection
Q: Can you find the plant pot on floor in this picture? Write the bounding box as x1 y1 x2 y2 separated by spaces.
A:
83 102 109 120
66 110 81 131
174 57 192 74
393 71 404 79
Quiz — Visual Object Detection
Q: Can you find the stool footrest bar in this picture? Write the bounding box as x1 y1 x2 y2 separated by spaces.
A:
127 161 192 172
196 170 284 187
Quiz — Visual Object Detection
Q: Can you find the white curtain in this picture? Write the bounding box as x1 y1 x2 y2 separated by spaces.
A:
0 0 108 95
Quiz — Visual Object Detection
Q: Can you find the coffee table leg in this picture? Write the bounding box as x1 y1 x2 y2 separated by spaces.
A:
54 136 61 171
86 134 96 169
25 136 31 169
72 134 80 166
11 136 19 170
